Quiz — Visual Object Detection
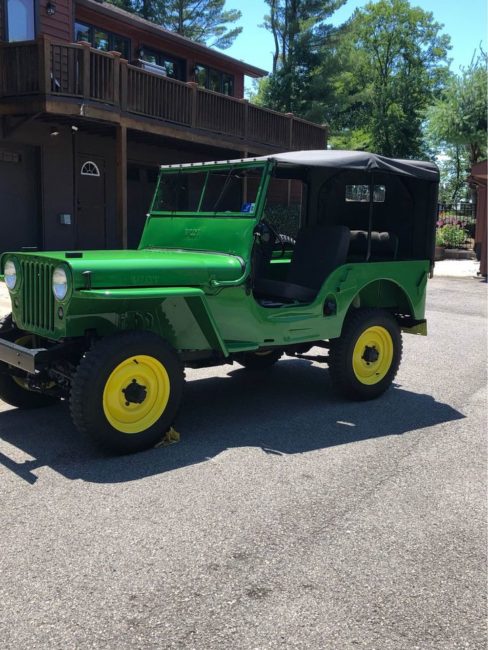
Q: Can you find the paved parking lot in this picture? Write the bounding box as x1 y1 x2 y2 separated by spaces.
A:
0 274 486 649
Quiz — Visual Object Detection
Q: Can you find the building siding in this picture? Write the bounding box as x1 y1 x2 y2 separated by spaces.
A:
38 0 73 42
0 118 241 252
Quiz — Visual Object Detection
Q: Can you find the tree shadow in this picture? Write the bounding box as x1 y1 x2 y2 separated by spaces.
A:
0 358 464 485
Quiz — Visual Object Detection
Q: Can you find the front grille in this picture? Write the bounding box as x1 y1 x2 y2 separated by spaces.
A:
20 260 55 333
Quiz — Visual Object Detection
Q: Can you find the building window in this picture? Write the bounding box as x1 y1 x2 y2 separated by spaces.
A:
6 0 35 41
222 74 234 96
138 47 186 81
194 64 234 96
74 22 130 59
81 161 101 177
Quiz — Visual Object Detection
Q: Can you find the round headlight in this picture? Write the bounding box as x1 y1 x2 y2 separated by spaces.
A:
52 266 68 301
4 259 17 291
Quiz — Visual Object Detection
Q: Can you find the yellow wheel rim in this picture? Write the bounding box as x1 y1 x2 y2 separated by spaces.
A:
102 355 170 434
352 326 393 385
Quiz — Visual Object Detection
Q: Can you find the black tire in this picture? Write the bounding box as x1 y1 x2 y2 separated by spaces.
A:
328 308 402 401
70 331 184 454
0 314 59 409
235 349 283 370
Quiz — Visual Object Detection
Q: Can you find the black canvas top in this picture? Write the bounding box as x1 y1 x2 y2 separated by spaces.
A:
253 150 439 181
162 150 439 182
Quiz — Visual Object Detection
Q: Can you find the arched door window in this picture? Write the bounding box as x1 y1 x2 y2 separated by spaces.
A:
80 161 101 177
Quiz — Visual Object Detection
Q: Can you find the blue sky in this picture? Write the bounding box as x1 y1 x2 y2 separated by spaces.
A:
224 0 487 83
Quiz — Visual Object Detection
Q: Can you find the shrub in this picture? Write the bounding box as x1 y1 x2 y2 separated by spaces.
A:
436 224 468 249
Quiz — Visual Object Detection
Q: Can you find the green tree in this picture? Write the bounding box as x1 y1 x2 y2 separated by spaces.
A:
330 0 451 157
254 0 346 117
108 0 242 49
435 145 470 203
427 51 487 169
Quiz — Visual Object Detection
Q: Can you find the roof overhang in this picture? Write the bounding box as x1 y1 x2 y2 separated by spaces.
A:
76 0 268 78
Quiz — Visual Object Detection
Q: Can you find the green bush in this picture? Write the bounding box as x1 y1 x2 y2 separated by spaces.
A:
436 224 468 249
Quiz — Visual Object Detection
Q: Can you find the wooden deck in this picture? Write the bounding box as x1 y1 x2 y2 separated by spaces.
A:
0 37 327 152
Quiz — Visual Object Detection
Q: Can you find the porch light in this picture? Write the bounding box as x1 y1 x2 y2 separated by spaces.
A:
46 1 56 15
50 127 60 137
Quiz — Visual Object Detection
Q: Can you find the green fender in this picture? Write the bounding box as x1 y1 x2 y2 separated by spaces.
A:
74 287 229 355
318 262 429 338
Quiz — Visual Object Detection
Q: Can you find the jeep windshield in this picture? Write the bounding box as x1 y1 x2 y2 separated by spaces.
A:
150 163 267 217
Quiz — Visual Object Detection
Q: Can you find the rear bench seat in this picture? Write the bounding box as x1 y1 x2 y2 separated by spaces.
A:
347 230 398 262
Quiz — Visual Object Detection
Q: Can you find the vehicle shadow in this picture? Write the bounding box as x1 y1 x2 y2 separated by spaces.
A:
0 358 465 485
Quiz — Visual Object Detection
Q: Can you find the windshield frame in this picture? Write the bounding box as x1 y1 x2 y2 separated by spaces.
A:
149 160 271 218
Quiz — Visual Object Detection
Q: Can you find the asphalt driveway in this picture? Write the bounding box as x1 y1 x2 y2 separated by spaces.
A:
0 275 486 649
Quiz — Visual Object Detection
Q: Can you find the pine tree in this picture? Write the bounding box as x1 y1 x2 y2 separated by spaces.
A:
255 0 346 116
108 0 242 49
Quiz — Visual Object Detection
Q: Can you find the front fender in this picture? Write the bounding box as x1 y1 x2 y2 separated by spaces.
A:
67 287 228 355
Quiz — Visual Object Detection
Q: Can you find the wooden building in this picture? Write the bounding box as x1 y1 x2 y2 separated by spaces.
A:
469 160 487 277
0 0 327 251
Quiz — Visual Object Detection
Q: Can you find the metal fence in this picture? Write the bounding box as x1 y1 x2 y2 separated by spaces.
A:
437 202 476 249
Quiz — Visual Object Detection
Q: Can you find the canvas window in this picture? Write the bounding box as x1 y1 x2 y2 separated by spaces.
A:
345 185 386 203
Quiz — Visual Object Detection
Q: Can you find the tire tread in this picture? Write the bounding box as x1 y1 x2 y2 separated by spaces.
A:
70 331 184 453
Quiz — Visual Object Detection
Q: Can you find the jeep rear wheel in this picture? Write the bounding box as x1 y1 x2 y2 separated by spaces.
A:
328 309 402 400
70 331 184 454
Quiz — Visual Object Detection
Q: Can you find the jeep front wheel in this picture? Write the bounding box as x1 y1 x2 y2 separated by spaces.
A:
70 332 184 454
0 314 59 409
328 309 402 400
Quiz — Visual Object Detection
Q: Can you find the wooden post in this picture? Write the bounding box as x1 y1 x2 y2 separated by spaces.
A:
285 113 294 149
119 58 128 112
322 123 329 149
37 35 51 95
242 99 249 140
110 51 121 107
186 81 198 129
116 124 128 248
79 41 91 99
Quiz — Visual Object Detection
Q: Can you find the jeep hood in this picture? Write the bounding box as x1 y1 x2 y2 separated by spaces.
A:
6 249 245 289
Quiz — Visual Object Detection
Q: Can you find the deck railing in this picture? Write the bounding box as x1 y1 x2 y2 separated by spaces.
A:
0 37 327 150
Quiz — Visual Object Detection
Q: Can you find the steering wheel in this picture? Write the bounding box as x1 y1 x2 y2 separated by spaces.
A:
258 220 286 257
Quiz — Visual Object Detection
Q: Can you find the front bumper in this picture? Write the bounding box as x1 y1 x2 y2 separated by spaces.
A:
0 337 47 374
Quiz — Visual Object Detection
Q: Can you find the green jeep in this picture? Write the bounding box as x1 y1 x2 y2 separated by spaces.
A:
0 151 439 453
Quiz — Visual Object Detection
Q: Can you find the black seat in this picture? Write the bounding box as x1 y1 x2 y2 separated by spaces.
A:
348 230 398 262
253 225 350 303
